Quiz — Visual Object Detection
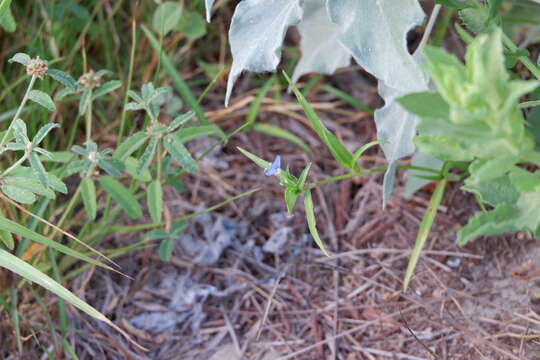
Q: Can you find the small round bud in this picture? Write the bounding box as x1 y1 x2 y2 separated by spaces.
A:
78 70 102 90
26 57 48 79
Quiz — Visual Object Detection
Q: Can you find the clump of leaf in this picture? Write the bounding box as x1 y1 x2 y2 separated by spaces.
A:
399 28 540 244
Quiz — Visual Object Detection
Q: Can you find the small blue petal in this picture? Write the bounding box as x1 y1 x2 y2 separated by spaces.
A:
264 155 281 176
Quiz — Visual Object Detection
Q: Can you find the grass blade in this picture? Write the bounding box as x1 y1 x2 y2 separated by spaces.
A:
304 189 329 256
283 71 353 169
403 174 448 291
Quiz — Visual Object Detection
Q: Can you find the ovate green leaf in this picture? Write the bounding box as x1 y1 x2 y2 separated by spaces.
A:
147 180 163 223
163 134 198 173
80 178 97 220
99 176 142 219
28 90 56 112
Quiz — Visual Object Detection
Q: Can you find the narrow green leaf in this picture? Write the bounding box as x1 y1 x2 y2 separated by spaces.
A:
168 111 196 132
237 147 270 170
99 176 142 219
93 80 122 99
32 123 60 146
98 158 124 177
28 90 56 112
304 190 329 256
253 123 313 155
113 132 149 160
159 237 174 261
298 162 311 189
28 153 48 188
12 119 28 144
403 176 447 291
0 5 15 32
147 180 163 223
1 184 35 204
284 71 353 168
163 134 198 173
321 85 374 115
78 90 92 115
81 178 97 220
176 124 226 143
124 157 152 182
284 188 299 216
0 249 111 324
0 210 13 249
351 140 384 168
0 217 113 271
46 69 77 90
137 137 158 175
124 102 145 111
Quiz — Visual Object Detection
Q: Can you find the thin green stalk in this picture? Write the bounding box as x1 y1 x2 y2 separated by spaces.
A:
85 97 93 143
502 33 540 80
1 152 29 177
402 162 450 291
0 75 37 150
118 18 137 140
95 187 261 237
310 164 442 189
10 286 22 352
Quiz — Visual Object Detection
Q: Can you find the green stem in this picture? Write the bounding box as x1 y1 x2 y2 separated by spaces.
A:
118 19 137 140
0 75 37 150
502 33 540 81
309 164 442 189
1 152 29 178
85 95 93 143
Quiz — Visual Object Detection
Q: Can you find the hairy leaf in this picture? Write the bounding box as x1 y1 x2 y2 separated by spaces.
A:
326 0 425 91
205 0 215 22
99 176 142 219
292 0 350 83
226 0 303 106
81 178 97 220
28 90 56 112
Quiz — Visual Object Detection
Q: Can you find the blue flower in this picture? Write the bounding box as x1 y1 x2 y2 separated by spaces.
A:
265 155 281 176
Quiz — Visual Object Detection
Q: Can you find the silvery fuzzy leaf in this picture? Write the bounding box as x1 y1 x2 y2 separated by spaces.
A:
226 0 303 106
292 0 351 83
404 152 444 197
205 0 215 22
375 49 429 206
326 0 425 92
375 84 418 205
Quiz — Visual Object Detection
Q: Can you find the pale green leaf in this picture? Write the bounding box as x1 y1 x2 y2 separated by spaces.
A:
28 90 56 112
147 180 163 223
81 178 97 220
153 1 183 36
304 189 329 256
113 132 149 160
163 134 198 173
99 176 142 219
